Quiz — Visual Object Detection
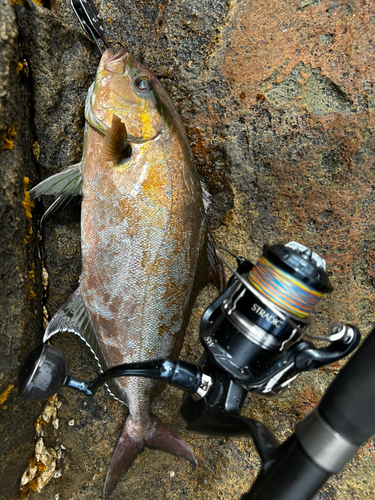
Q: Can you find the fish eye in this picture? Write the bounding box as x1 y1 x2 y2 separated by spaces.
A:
135 77 151 91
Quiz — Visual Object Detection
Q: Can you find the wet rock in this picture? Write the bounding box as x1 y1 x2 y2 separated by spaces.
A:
0 0 45 497
1 0 374 499
16 0 98 317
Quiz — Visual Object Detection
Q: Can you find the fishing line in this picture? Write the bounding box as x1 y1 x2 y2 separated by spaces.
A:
215 244 337 342
248 256 324 319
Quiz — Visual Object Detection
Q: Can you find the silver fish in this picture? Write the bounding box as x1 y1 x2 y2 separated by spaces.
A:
30 48 224 498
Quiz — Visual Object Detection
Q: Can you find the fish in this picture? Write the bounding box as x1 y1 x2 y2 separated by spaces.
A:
30 48 225 498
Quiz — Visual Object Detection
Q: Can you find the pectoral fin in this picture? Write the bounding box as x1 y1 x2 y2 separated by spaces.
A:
102 115 132 163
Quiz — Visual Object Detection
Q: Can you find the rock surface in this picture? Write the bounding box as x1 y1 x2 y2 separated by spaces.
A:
0 0 43 497
1 0 374 499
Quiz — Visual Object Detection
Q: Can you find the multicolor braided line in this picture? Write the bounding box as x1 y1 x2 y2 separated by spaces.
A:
248 256 324 318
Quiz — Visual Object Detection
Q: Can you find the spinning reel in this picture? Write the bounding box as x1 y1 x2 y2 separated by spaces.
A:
19 242 362 500
19 241 359 432
179 241 359 438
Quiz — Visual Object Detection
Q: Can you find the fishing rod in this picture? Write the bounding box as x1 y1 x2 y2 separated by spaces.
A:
19 240 373 500
70 0 109 54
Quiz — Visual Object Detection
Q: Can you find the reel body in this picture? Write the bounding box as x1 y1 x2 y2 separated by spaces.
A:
180 243 359 435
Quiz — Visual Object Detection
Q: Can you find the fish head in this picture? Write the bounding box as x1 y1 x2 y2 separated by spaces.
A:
86 48 178 142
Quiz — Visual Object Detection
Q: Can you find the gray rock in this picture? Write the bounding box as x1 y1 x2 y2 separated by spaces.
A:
0 0 43 497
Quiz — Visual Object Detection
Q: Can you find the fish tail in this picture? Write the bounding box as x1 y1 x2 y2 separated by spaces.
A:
103 415 196 499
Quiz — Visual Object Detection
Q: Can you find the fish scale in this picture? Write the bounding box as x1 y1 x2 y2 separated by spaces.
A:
30 48 225 498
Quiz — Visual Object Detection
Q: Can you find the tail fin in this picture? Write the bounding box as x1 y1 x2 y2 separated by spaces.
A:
103 415 196 499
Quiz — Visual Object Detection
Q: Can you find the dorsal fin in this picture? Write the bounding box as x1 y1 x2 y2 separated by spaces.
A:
102 115 132 163
168 231 225 360
40 195 81 227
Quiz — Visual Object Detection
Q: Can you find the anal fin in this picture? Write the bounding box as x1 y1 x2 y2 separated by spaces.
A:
43 288 125 403
206 230 226 292
167 230 226 364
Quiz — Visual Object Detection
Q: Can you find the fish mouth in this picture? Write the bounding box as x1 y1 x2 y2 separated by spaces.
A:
103 48 129 75
89 50 162 142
